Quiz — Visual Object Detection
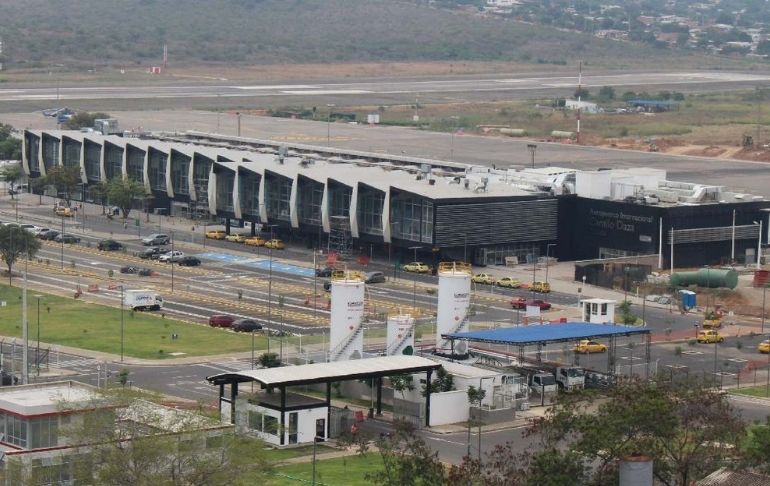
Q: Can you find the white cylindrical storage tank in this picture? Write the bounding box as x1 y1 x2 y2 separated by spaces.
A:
329 271 365 362
386 315 415 356
436 262 472 354
619 455 653 486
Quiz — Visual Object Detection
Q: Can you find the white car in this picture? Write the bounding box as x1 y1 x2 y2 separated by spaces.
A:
141 233 170 246
19 224 40 233
32 227 51 236
158 251 184 263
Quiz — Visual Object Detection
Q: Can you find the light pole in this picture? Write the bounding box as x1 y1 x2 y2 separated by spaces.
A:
34 295 42 377
326 104 335 146
449 116 460 160
60 214 65 270
408 246 422 312
545 244 556 285
754 220 763 270
120 284 125 362
762 283 767 334
311 435 324 486
527 143 537 168
170 231 175 293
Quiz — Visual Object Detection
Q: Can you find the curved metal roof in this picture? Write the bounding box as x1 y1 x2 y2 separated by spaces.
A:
444 322 649 346
207 355 441 387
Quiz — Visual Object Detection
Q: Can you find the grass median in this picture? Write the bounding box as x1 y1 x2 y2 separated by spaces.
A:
0 284 268 359
265 453 380 486
732 384 770 399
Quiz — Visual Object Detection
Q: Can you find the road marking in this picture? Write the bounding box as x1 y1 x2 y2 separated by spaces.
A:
425 437 467 446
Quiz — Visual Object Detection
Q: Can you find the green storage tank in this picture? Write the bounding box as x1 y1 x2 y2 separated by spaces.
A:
670 268 738 289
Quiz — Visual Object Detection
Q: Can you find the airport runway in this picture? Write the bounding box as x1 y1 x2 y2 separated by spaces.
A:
1 71 769 106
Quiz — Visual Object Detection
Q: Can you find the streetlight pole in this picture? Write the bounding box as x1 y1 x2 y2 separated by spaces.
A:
60 214 65 270
35 295 42 377
120 284 124 362
408 246 422 312
527 144 537 168
545 244 556 285
326 104 335 146
170 231 175 293
763 283 767 334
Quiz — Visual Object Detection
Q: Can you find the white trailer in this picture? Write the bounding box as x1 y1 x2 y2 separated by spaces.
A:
123 289 163 311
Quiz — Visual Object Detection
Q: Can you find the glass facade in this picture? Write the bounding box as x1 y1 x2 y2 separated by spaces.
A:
297 177 323 226
328 183 352 218
29 416 58 449
126 146 145 182
25 132 40 173
357 188 384 235
193 155 212 201
239 170 261 217
390 195 433 243
104 143 123 181
84 140 101 182
265 172 292 222
62 138 81 168
41 135 60 171
216 169 235 212
170 151 191 195
148 148 167 191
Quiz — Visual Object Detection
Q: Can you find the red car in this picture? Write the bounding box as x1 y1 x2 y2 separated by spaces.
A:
208 315 236 328
510 298 552 311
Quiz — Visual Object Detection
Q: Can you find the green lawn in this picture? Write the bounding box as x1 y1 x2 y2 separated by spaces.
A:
732 385 770 398
265 453 382 486
262 444 338 463
0 285 268 359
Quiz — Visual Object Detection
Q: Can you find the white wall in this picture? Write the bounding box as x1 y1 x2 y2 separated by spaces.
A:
429 391 470 426
292 407 328 444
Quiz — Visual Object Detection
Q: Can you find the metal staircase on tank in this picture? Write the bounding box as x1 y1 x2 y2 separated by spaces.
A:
330 325 363 361
328 215 353 259
386 322 415 356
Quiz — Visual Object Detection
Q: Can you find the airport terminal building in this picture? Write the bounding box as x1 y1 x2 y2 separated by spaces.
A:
22 130 770 268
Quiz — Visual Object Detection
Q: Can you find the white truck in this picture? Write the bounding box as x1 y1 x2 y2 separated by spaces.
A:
556 366 586 392
124 289 163 311
529 372 558 395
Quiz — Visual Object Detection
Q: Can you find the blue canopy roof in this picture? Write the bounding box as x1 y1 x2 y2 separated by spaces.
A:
443 322 649 346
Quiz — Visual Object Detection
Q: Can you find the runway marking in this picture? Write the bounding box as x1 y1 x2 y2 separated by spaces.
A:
280 89 373 95
232 85 319 90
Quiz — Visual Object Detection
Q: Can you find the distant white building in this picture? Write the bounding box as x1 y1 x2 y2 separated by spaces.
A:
486 0 519 6
565 99 600 113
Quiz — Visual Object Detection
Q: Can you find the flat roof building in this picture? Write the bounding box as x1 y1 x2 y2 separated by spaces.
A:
22 129 770 269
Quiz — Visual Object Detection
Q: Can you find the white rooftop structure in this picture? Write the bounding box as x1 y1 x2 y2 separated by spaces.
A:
208 355 441 387
0 381 97 416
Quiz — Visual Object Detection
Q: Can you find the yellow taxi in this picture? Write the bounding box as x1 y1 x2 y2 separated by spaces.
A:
54 206 73 217
225 234 248 243
264 239 285 250
206 230 227 240
696 330 724 344
402 262 431 273
758 339 770 354
496 277 521 289
531 281 551 293
573 340 607 354
244 236 266 247
472 273 496 285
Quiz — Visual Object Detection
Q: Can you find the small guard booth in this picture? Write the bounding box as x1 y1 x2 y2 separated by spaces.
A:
207 355 441 446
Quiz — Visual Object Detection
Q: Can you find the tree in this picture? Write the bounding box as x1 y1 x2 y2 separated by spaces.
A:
741 417 770 474
258 352 281 368
90 181 109 214
63 112 111 130
45 165 83 205
0 123 21 160
59 387 271 486
528 377 744 485
107 176 148 219
422 367 454 396
366 420 446 486
0 163 23 198
389 374 415 399
598 86 615 100
574 87 590 99
0 224 41 284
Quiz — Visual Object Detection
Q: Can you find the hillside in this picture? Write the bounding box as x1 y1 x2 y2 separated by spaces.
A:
0 0 725 69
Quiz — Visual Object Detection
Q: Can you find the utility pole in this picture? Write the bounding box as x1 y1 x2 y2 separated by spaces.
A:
22 251 28 385
576 60 583 144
